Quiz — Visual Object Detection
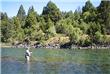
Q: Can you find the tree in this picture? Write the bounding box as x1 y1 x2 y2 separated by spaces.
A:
69 28 83 44
46 18 56 34
74 7 81 21
64 11 74 19
39 18 56 39
42 1 61 23
78 21 89 34
24 6 42 41
97 1 110 34
1 12 13 42
24 6 37 37
56 18 83 44
12 17 25 41
24 8 37 29
1 12 8 20
82 0 96 23
17 5 26 21
27 6 34 14
39 17 46 32
82 0 95 13
87 22 101 36
17 5 26 28
56 18 72 34
95 31 103 44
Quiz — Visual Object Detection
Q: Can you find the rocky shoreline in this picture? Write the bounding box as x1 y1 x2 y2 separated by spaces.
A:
1 43 110 49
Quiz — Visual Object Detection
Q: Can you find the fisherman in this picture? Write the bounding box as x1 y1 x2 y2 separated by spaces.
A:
25 47 32 61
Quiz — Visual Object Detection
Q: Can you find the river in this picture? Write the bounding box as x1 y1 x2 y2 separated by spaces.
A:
1 48 110 74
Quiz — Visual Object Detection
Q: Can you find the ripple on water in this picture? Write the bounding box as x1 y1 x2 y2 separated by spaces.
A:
1 57 110 74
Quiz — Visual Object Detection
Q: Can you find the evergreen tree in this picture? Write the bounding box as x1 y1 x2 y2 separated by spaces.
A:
74 7 82 21
1 13 13 42
74 10 81 21
1 1 110 46
24 6 42 40
82 0 95 13
24 6 37 29
42 1 61 23
27 6 34 14
97 1 110 34
82 0 96 23
64 11 74 19
24 6 37 36
1 12 8 20
39 17 46 32
11 17 25 41
46 18 56 34
17 5 26 21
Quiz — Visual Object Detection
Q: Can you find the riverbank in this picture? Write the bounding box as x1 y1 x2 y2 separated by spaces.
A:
1 43 13 48
1 41 110 49
1 44 110 50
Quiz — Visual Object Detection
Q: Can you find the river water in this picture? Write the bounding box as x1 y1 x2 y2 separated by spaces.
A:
1 48 110 74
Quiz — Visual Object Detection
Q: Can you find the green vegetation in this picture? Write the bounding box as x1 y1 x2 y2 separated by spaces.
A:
1 0 110 47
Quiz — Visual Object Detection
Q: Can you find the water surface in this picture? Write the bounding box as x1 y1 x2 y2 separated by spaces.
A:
1 48 110 74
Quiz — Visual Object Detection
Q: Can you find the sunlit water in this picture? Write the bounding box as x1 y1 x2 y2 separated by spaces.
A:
1 48 110 74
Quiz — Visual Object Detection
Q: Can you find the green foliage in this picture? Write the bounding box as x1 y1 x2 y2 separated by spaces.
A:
94 32 110 45
79 35 91 46
17 5 26 28
87 22 101 36
42 1 61 23
78 21 89 34
24 7 37 29
17 5 26 21
1 1 110 46
82 0 97 23
69 28 83 44
94 31 103 43
24 6 37 36
97 1 110 34
74 8 81 21
1 13 13 42
39 17 46 32
82 0 95 13
46 18 56 34
23 6 44 41
56 18 83 44
56 18 72 34
1 20 11 42
64 11 74 19
1 12 8 20
8 17 25 42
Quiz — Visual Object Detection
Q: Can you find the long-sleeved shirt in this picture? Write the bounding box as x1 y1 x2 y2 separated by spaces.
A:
25 49 31 56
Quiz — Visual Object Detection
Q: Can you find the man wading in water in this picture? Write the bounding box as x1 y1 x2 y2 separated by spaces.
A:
25 47 32 62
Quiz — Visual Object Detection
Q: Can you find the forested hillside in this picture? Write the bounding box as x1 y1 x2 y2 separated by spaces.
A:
1 1 110 47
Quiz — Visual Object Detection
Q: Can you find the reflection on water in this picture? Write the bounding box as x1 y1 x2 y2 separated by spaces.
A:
26 61 30 74
1 48 110 74
2 58 110 74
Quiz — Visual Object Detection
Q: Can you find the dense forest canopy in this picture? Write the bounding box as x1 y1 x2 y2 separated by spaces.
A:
1 0 110 46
